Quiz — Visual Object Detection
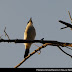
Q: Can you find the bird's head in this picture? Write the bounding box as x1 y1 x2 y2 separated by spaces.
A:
27 18 33 25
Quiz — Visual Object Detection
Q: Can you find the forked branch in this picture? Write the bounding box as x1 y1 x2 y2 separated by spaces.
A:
14 43 52 68
14 43 72 68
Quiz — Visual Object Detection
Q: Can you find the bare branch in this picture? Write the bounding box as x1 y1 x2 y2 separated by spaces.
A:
4 27 10 40
68 11 72 23
0 39 71 45
65 46 72 50
60 27 68 30
59 20 72 29
14 43 72 68
0 39 72 47
57 46 72 58
59 11 72 29
14 43 52 68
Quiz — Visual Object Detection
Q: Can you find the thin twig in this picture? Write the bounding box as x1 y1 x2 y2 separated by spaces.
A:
65 46 72 50
33 44 39 47
4 27 10 40
33 43 41 54
68 11 72 23
60 26 68 30
57 46 72 58
59 11 72 29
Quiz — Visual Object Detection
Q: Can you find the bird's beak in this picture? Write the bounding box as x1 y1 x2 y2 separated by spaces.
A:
29 18 33 23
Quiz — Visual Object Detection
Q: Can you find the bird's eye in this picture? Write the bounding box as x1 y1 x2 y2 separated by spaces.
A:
27 21 29 24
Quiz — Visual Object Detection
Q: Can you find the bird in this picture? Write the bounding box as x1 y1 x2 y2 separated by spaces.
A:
24 18 36 58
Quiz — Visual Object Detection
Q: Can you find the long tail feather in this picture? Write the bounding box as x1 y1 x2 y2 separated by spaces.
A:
24 49 29 58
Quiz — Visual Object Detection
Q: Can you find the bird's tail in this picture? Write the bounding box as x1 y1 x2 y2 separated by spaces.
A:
24 49 29 58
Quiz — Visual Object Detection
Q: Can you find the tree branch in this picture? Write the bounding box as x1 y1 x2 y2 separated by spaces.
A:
1 39 72 68
59 20 72 29
14 43 72 68
14 43 52 68
4 27 10 40
0 39 72 47
68 11 72 23
57 46 72 58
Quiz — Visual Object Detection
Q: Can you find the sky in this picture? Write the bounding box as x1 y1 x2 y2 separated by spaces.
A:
0 0 72 68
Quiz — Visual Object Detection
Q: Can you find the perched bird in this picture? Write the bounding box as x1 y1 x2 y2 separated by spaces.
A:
24 18 36 58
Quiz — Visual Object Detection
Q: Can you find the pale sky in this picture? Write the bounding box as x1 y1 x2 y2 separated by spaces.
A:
0 0 72 68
